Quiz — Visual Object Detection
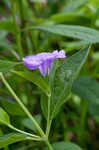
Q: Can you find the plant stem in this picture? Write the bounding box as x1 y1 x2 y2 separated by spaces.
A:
10 0 23 59
8 125 41 141
0 73 45 137
46 94 51 136
78 100 88 145
46 141 54 150
0 73 54 150
81 100 88 129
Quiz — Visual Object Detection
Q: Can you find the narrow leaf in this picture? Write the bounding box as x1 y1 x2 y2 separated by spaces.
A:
26 25 99 43
0 107 10 125
51 13 90 25
0 133 27 149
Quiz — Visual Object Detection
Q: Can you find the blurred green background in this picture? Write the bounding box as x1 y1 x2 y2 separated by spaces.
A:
0 0 99 150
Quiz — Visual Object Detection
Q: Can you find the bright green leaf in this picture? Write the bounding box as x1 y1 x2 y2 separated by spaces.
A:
51 13 90 25
0 107 10 125
0 133 27 149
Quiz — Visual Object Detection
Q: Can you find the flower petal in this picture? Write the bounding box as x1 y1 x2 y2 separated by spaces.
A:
58 50 66 58
23 50 66 76
47 59 53 74
39 62 47 76
23 55 42 70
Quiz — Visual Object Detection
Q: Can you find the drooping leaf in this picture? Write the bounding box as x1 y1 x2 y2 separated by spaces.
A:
0 60 20 73
0 107 10 126
11 71 50 95
0 133 27 149
44 142 82 150
26 25 99 43
49 46 90 119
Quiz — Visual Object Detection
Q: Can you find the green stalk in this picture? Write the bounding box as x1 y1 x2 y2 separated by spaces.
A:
81 100 88 130
46 141 54 150
78 100 88 145
0 73 45 137
46 94 51 136
8 125 41 141
10 0 23 59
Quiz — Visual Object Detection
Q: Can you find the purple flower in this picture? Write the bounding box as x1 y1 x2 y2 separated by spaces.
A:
23 50 66 76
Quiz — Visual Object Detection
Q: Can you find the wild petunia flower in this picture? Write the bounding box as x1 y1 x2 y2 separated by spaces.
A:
23 50 66 76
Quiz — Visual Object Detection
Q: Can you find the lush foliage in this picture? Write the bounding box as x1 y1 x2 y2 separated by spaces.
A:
0 0 99 150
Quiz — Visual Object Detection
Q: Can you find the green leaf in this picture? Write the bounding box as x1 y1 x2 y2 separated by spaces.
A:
44 142 82 150
0 133 27 149
49 45 90 119
11 71 50 95
0 98 25 116
22 114 41 132
26 25 99 43
0 107 10 125
72 76 99 105
72 76 99 116
51 13 90 25
0 60 20 73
